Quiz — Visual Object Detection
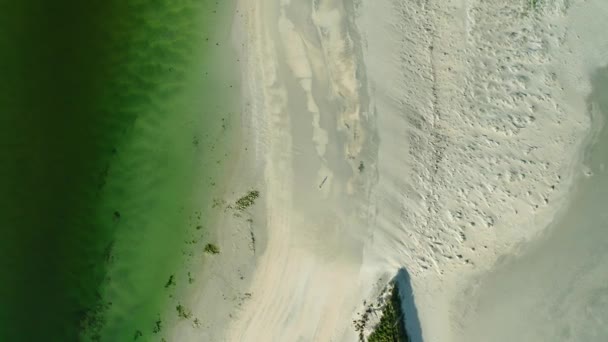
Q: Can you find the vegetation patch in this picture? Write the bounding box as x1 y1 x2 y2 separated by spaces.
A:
212 198 226 209
176 304 192 319
204 243 220 255
193 317 201 328
528 0 541 10
368 283 409 342
164 275 175 289
152 318 162 334
234 190 260 210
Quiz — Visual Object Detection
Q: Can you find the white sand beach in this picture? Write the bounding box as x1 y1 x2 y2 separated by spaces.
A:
169 0 608 341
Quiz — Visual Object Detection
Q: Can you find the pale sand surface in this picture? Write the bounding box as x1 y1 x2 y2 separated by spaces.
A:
450 61 608 342
449 4 608 341
359 1 603 341
169 0 608 341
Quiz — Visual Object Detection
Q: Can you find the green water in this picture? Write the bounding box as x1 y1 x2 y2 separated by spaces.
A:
0 0 238 340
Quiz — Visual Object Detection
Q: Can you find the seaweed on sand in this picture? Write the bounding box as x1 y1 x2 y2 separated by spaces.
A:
234 190 260 210
204 243 220 255
176 304 192 319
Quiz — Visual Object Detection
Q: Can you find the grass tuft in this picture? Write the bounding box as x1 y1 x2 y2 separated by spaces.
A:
368 283 410 342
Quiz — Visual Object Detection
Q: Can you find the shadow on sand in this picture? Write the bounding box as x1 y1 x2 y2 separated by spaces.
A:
394 268 423 342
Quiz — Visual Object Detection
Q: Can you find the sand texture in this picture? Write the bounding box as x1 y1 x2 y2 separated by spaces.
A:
170 0 608 341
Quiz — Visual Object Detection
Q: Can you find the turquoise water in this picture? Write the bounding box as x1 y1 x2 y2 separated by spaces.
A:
454 67 608 342
0 1 238 340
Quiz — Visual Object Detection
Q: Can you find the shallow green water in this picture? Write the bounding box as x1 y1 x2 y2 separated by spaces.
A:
0 1 238 340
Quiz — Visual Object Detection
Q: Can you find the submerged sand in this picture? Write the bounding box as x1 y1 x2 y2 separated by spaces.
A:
169 0 608 341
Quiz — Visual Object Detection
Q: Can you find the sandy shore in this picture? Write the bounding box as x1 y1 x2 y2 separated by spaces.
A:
358 0 600 341
170 0 608 341
223 0 374 340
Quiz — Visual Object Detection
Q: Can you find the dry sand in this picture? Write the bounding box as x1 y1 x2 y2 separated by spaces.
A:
169 0 608 341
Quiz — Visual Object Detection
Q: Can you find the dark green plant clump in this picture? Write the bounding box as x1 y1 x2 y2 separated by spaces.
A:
234 190 260 210
164 275 175 289
152 319 162 334
176 304 192 319
368 284 410 342
204 243 220 255
530 0 541 9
